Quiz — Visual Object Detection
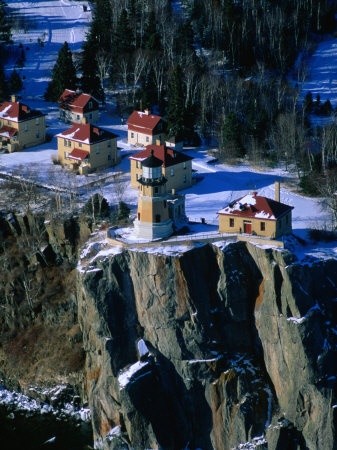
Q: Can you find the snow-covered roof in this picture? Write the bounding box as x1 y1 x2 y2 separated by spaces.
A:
56 123 117 144
218 192 293 220
127 110 162 134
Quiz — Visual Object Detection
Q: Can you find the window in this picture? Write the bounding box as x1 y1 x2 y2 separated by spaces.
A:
76 115 80 120
64 139 71 147
183 162 186 169
79 142 82 147
155 214 161 223
108 154 111 160
107 141 111 148
136 161 141 169
89 101 92 109
184 174 187 183
260 222 266 231
36 133 40 139
154 187 159 194
170 168 174 176
163 200 167 208
229 218 234 227
35 118 39 125
146 136 149 142
131 132 134 138
89 113 92 119
138 212 140 220
24 124 28 132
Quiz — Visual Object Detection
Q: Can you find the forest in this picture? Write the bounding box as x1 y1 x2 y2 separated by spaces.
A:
2 0 337 209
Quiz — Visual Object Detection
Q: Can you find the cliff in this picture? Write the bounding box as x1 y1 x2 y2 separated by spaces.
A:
78 239 337 450
0 209 336 449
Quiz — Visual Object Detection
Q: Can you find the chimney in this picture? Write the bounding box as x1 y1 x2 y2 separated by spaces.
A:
11 95 17 103
275 181 280 202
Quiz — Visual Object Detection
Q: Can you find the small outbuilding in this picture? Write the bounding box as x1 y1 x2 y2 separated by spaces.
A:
218 184 293 239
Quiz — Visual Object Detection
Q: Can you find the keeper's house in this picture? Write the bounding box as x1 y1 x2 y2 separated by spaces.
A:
58 89 99 124
218 184 293 239
57 121 118 174
0 96 45 152
127 109 165 146
129 144 193 192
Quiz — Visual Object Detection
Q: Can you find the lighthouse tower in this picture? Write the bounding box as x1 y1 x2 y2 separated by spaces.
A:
134 150 173 240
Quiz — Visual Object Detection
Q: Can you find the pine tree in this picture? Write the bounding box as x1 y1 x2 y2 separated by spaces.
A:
144 11 161 52
0 0 11 44
8 69 23 93
220 112 243 159
80 39 103 100
44 42 77 101
114 9 134 56
166 64 185 140
91 0 113 53
0 63 7 101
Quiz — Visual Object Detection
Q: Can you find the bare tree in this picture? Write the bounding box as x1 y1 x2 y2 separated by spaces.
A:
96 50 112 92
131 50 149 105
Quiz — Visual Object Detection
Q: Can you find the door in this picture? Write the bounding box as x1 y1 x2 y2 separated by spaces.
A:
243 221 252 234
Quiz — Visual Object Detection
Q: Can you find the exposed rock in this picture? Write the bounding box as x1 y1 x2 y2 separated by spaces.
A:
78 240 337 449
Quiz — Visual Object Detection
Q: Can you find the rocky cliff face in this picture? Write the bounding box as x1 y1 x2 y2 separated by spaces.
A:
78 240 337 450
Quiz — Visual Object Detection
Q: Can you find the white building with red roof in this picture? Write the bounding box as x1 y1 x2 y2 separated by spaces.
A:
127 109 165 146
129 144 193 191
0 96 45 152
218 184 293 238
56 122 118 174
58 89 99 124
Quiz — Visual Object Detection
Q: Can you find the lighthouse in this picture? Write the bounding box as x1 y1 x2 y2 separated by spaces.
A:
133 150 173 240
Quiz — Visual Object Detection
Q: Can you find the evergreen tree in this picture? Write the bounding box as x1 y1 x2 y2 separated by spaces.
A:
220 113 243 159
8 69 23 93
90 0 113 52
44 42 77 101
144 11 161 52
166 64 185 140
0 0 11 44
303 91 313 115
80 39 103 100
114 9 134 56
0 63 7 101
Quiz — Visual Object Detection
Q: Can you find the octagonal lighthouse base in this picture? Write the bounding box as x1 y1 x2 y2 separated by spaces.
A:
133 218 173 241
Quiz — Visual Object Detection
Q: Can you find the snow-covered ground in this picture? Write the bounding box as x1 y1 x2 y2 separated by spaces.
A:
1 0 337 262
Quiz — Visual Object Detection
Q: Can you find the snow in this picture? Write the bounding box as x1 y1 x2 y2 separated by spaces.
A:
1 0 337 266
0 384 91 422
118 361 149 389
297 37 337 108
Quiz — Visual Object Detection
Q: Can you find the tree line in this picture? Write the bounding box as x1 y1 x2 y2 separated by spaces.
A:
3 0 337 222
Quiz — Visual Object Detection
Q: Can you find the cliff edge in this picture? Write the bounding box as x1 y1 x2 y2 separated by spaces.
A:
78 238 337 449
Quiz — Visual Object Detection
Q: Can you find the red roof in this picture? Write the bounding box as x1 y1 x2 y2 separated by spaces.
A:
218 192 293 221
0 125 18 137
127 110 162 135
57 123 117 144
58 89 98 113
130 144 192 167
0 101 44 122
68 148 89 160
